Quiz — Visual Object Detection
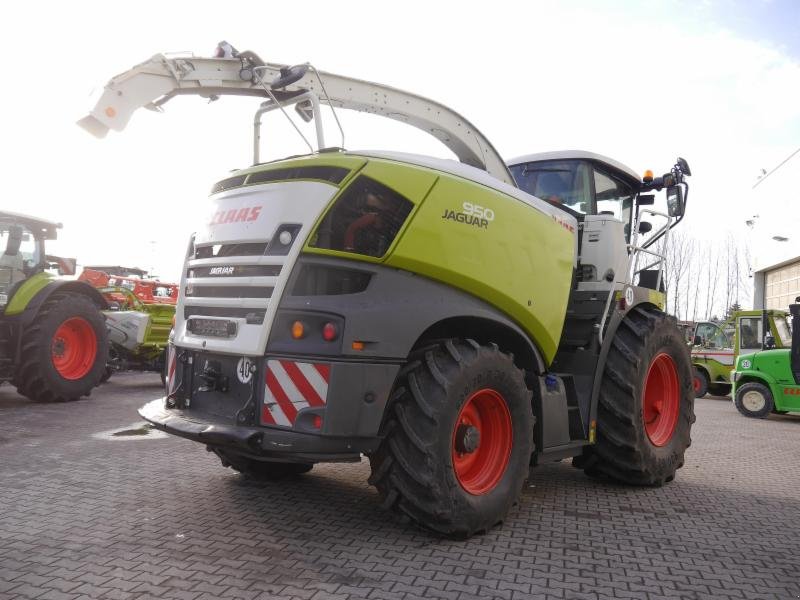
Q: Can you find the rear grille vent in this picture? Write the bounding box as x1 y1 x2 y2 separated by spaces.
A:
210 165 350 194
247 165 350 185
195 243 268 259
184 307 266 324
210 175 248 194
185 286 273 299
188 265 281 278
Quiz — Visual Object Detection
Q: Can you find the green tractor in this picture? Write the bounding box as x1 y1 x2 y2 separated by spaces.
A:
731 299 800 418
0 212 109 401
690 309 791 398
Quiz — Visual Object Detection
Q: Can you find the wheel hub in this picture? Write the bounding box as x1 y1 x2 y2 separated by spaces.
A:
742 390 765 412
643 353 680 447
50 317 98 381
454 424 481 454
451 388 513 496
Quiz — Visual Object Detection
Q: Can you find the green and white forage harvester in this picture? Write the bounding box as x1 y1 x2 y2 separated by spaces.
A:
82 43 695 537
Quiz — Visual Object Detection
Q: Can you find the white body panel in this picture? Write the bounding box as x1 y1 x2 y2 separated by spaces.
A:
105 311 150 351
175 180 339 356
577 215 629 292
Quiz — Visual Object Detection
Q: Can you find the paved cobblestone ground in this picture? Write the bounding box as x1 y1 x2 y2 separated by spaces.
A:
1 374 799 600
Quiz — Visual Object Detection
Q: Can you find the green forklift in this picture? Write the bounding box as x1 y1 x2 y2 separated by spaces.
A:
691 309 791 397
0 211 109 402
731 299 800 417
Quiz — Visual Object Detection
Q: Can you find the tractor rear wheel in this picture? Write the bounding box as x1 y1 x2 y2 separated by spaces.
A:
368 339 532 538
581 307 695 485
692 368 708 398
16 293 109 402
211 448 313 480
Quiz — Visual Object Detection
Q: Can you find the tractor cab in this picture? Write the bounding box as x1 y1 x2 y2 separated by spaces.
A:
0 211 66 310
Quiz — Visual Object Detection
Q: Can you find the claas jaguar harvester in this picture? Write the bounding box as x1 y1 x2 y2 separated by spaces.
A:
82 43 695 537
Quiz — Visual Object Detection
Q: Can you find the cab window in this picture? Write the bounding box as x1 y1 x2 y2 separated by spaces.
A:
738 317 763 350
594 169 634 222
509 160 593 216
695 322 732 349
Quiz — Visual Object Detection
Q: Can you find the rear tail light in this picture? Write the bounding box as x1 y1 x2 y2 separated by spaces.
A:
312 415 323 429
322 322 338 342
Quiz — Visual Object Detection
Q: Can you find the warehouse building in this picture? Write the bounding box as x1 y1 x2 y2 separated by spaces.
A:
754 256 800 310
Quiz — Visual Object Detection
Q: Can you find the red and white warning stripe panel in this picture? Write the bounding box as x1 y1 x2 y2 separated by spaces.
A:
261 360 330 427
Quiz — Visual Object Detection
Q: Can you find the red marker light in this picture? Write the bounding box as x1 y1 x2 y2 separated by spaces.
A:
312 415 323 429
322 322 338 342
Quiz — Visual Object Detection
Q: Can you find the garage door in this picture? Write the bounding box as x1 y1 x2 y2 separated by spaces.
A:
765 259 800 310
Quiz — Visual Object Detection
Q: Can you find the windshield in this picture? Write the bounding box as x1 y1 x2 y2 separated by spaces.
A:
0 220 42 306
774 315 792 346
509 160 593 216
695 322 733 349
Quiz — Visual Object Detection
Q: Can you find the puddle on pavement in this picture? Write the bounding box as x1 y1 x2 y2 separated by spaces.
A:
92 422 169 441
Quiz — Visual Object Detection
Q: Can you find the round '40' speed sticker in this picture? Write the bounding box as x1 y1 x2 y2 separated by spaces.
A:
236 357 255 384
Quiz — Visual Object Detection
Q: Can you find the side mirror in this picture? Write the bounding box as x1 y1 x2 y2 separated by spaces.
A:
693 335 702 346
46 255 77 276
666 185 685 217
676 157 692 177
638 221 653 234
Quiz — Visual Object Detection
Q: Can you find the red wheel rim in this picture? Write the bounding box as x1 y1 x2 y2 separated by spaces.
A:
451 388 513 495
692 375 701 393
643 353 680 446
51 317 98 380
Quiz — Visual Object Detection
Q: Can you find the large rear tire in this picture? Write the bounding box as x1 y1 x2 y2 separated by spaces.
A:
15 293 109 402
581 307 695 485
368 339 533 538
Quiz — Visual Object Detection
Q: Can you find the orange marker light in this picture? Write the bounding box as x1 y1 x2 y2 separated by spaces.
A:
352 341 365 351
105 106 117 118
643 169 654 183
291 321 305 339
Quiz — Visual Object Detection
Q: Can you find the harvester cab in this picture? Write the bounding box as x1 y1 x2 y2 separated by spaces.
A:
0 211 109 401
82 42 695 537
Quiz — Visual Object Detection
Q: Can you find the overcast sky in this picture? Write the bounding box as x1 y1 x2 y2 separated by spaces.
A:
1 0 798 281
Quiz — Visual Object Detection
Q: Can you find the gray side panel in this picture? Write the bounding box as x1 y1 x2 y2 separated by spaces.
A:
324 362 400 437
274 255 544 371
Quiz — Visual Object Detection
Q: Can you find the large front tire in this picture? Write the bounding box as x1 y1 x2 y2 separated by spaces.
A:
582 307 695 485
368 339 533 538
16 293 109 402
